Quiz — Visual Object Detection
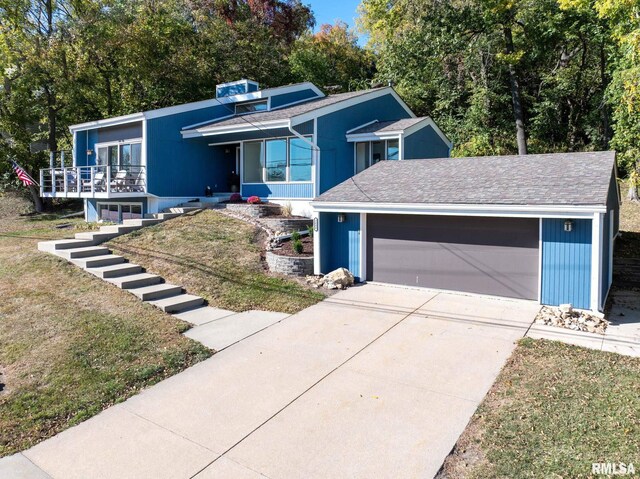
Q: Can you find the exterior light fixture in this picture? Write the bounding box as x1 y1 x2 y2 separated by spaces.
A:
564 220 574 232
313 217 318 232
337 213 346 223
86 149 93 155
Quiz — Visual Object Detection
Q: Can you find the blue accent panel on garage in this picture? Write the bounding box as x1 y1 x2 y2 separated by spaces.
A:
270 89 320 109
147 105 231 197
317 94 411 194
403 124 450 159
319 212 360 281
242 183 313 199
86 197 147 223
541 218 592 310
292 120 314 136
601 212 610 306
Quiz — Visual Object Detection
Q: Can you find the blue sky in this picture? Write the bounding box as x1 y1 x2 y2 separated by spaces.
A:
308 0 365 43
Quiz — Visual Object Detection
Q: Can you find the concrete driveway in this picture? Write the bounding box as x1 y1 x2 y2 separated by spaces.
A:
4 284 540 479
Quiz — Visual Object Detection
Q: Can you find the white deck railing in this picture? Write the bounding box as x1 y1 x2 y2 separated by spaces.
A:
40 165 146 196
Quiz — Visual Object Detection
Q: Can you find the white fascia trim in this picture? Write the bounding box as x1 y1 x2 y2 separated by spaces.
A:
404 117 453 149
346 119 379 134
346 132 402 142
291 88 416 127
311 202 606 218
182 119 290 138
71 83 324 132
69 113 145 133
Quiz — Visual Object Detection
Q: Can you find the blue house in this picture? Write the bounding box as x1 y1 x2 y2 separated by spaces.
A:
311 151 620 314
40 79 451 221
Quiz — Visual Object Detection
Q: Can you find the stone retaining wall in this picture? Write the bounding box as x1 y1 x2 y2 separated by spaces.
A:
224 203 281 218
266 251 314 277
261 217 313 234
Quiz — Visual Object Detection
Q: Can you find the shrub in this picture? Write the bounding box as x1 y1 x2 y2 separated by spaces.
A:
291 231 301 242
281 202 293 217
229 193 242 203
247 196 262 204
307 225 313 237
292 239 304 254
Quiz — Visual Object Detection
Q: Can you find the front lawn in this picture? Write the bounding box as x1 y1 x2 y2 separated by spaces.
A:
440 339 640 478
0 194 211 457
107 209 325 314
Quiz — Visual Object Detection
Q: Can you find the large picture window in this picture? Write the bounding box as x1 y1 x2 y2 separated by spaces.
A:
243 136 312 183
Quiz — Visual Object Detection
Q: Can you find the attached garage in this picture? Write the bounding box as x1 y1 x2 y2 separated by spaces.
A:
366 214 539 300
313 151 620 313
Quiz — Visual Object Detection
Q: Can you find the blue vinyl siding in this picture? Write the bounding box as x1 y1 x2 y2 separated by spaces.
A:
86 198 147 222
319 212 360 281
292 120 314 136
317 94 411 194
146 105 230 197
74 131 88 166
403 124 450 159
270 89 320 109
242 182 313 199
541 218 592 310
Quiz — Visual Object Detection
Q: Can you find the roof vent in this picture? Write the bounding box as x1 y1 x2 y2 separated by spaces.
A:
216 79 260 99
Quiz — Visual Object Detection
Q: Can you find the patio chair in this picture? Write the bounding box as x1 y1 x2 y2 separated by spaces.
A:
110 170 128 192
82 171 105 192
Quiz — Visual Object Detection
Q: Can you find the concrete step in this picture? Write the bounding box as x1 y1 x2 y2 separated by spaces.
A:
99 224 141 234
57 246 111 259
148 294 204 313
147 212 182 220
123 218 162 227
74 231 119 243
107 273 162 289
72 254 126 269
88 263 142 279
38 238 96 252
129 283 183 301
164 207 200 214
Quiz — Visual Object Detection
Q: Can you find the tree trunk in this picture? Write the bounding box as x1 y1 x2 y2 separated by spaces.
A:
503 27 527 155
28 185 45 213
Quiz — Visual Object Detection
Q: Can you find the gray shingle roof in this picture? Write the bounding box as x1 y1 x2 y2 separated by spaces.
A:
314 151 616 206
192 88 386 130
348 117 426 134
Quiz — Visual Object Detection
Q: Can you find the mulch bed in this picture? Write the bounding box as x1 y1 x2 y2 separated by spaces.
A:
271 235 313 257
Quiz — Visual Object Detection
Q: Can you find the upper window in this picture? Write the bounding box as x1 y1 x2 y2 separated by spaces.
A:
355 139 399 174
235 100 268 115
243 136 312 183
96 140 142 170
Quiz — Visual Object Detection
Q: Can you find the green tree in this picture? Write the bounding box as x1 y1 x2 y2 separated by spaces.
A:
290 21 375 91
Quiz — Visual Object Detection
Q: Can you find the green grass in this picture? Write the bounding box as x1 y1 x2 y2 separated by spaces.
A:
107 209 325 314
440 339 640 479
0 193 211 457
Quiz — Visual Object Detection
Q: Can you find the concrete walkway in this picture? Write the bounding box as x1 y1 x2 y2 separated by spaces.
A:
0 284 541 479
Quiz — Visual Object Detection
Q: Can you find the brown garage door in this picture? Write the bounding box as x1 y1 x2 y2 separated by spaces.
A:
366 214 539 300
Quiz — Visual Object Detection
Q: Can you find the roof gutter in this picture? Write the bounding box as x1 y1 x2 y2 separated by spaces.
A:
310 201 606 218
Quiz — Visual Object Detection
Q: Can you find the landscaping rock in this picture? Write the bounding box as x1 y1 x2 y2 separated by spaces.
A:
534 306 609 334
324 268 355 290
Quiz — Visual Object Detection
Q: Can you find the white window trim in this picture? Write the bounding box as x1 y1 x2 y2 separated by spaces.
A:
353 139 401 174
94 138 143 168
241 136 314 185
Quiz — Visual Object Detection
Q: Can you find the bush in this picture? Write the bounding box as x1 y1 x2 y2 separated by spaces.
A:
291 231 301 242
307 225 313 237
292 239 304 254
229 193 242 203
247 196 262 204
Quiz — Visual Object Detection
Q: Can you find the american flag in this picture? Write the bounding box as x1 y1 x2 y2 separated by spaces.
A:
11 161 38 187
